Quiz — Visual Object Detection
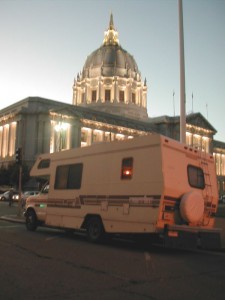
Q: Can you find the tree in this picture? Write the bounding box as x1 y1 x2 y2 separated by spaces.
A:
0 166 9 186
0 163 31 189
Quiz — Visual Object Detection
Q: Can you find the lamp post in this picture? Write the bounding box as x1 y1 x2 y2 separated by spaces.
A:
15 147 22 216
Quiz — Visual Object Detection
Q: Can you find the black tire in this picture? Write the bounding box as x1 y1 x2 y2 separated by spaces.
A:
25 210 38 231
87 216 104 243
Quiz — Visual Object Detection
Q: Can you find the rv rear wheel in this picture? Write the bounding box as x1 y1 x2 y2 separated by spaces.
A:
25 210 38 231
87 216 104 243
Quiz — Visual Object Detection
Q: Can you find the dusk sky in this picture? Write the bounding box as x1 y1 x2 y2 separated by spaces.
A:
0 0 224 141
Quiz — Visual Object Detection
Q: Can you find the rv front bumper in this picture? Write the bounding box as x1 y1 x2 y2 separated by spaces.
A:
162 224 221 250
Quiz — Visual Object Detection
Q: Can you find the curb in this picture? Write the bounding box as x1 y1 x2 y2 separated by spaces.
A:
0 215 25 224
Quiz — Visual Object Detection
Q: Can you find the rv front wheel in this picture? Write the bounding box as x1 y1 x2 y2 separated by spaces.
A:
87 216 104 243
25 210 38 231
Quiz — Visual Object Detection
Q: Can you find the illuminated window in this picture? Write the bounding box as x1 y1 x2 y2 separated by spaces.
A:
81 127 92 147
202 137 209 153
2 124 9 158
81 131 88 143
121 157 133 180
0 126 2 157
53 122 70 151
105 90 111 102
93 129 103 143
9 122 16 156
104 132 111 142
115 133 125 141
193 134 201 149
222 155 225 176
213 153 225 176
186 132 192 146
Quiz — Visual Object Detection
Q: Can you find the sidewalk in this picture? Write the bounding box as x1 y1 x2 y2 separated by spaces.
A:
0 213 25 224
0 202 25 224
1 202 225 249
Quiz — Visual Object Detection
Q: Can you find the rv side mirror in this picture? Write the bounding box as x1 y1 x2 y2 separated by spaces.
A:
41 185 49 194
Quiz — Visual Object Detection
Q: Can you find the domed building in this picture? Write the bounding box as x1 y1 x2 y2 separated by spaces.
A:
72 14 148 120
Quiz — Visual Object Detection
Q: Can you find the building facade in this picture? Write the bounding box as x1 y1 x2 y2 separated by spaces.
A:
0 14 224 196
213 140 225 196
0 97 154 168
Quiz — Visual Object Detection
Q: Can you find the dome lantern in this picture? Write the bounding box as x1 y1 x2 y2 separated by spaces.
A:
103 13 119 46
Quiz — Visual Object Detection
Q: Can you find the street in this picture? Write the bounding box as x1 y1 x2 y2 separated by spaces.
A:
1 202 225 300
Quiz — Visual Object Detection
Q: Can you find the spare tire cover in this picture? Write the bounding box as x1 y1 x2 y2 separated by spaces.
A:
180 191 204 223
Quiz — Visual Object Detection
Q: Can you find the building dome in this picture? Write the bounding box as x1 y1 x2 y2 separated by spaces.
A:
72 14 148 120
82 45 140 80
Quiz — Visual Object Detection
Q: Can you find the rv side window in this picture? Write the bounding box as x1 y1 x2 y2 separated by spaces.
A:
187 165 205 189
38 159 50 169
121 157 133 180
55 163 83 189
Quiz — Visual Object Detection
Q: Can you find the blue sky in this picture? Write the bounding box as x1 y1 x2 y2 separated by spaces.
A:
0 0 224 141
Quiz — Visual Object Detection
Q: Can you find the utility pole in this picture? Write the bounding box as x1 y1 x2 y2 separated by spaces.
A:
178 0 186 144
18 165 22 216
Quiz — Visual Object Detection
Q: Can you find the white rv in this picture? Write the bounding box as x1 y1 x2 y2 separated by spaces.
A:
24 134 221 249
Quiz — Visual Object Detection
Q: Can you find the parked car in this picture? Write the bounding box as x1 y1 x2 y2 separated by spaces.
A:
1 190 18 201
12 192 21 202
219 195 225 204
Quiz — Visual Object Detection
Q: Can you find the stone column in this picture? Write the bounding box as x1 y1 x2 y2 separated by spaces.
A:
37 115 51 154
70 119 82 148
43 119 51 154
